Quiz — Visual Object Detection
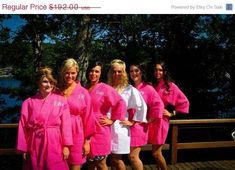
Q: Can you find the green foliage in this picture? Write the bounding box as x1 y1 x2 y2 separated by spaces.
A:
0 14 235 122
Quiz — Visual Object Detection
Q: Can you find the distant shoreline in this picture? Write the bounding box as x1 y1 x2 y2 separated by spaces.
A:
0 67 13 78
0 75 14 78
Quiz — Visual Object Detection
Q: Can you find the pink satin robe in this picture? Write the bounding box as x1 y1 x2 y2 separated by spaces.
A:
88 83 126 157
149 80 190 144
17 92 73 170
130 82 164 146
66 82 95 165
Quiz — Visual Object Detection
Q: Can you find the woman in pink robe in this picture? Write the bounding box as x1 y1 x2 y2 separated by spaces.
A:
60 58 95 170
129 63 164 170
108 59 147 170
85 61 126 170
16 67 73 170
149 60 190 170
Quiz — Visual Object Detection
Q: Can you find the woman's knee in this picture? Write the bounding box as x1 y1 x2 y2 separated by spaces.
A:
152 149 163 160
152 151 161 160
97 161 107 169
128 153 136 162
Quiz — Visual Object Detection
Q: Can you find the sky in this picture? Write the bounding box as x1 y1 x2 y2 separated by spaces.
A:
1 15 53 43
2 15 26 32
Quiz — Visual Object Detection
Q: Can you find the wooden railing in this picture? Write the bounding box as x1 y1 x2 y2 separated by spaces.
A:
1 119 235 164
141 118 235 164
169 118 235 164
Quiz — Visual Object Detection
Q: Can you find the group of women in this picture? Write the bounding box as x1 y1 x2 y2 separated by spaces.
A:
16 58 190 170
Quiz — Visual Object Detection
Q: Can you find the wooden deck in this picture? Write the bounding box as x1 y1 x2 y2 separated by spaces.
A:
1 120 235 170
123 160 235 170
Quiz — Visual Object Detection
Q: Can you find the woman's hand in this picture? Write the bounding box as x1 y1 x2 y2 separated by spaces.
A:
120 120 135 127
23 152 28 161
99 116 113 126
83 139 90 156
63 146 70 160
163 109 175 117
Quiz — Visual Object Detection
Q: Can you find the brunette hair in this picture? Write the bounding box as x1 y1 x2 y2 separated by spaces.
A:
153 60 173 92
86 60 105 83
129 62 148 85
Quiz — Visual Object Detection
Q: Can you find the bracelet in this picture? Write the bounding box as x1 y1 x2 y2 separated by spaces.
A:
171 110 176 117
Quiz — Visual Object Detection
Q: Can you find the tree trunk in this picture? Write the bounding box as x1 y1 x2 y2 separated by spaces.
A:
74 15 91 84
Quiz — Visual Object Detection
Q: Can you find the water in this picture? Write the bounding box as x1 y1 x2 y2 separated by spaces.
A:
0 78 21 88
0 78 22 123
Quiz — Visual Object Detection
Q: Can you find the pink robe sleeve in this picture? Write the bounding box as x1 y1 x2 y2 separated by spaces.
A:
106 86 126 121
16 99 29 152
82 90 95 139
171 83 190 113
61 101 73 146
148 90 164 119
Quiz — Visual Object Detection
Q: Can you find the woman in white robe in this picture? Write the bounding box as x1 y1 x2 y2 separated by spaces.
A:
107 59 147 170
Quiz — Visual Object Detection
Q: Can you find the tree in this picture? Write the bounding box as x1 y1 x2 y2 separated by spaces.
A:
1 14 235 122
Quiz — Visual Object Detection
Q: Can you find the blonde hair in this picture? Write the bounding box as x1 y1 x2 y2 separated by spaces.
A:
59 58 79 88
107 59 129 87
36 67 57 86
61 58 79 74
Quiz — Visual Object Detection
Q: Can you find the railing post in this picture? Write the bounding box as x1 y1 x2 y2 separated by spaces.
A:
171 125 178 165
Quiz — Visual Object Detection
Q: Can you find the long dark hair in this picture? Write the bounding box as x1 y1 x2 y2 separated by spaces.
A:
152 60 173 92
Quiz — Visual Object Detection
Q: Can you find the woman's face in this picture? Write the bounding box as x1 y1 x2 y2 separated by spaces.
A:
63 66 78 85
112 64 123 84
154 64 164 80
89 65 101 84
39 76 53 96
130 65 142 84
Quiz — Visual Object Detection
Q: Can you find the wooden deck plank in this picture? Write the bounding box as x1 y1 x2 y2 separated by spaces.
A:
143 164 152 170
221 160 235 169
184 162 195 169
190 162 200 168
107 160 235 170
149 164 156 170
176 163 189 170
206 160 224 169
167 164 179 170
209 161 222 169
218 161 234 170
213 160 232 169
195 161 207 168
203 161 217 168
174 160 235 170
223 160 235 169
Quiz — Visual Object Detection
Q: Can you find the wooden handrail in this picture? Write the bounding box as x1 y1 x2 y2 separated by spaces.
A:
1 119 235 127
170 118 235 124
169 118 235 164
1 119 235 164
0 123 18 128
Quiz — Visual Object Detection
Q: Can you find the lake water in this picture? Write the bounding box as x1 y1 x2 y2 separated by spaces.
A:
0 78 21 88
0 78 22 123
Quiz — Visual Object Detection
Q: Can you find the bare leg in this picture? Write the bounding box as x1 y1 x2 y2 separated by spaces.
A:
111 154 126 170
97 157 108 170
87 161 97 170
71 165 81 170
128 147 143 170
152 144 168 170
